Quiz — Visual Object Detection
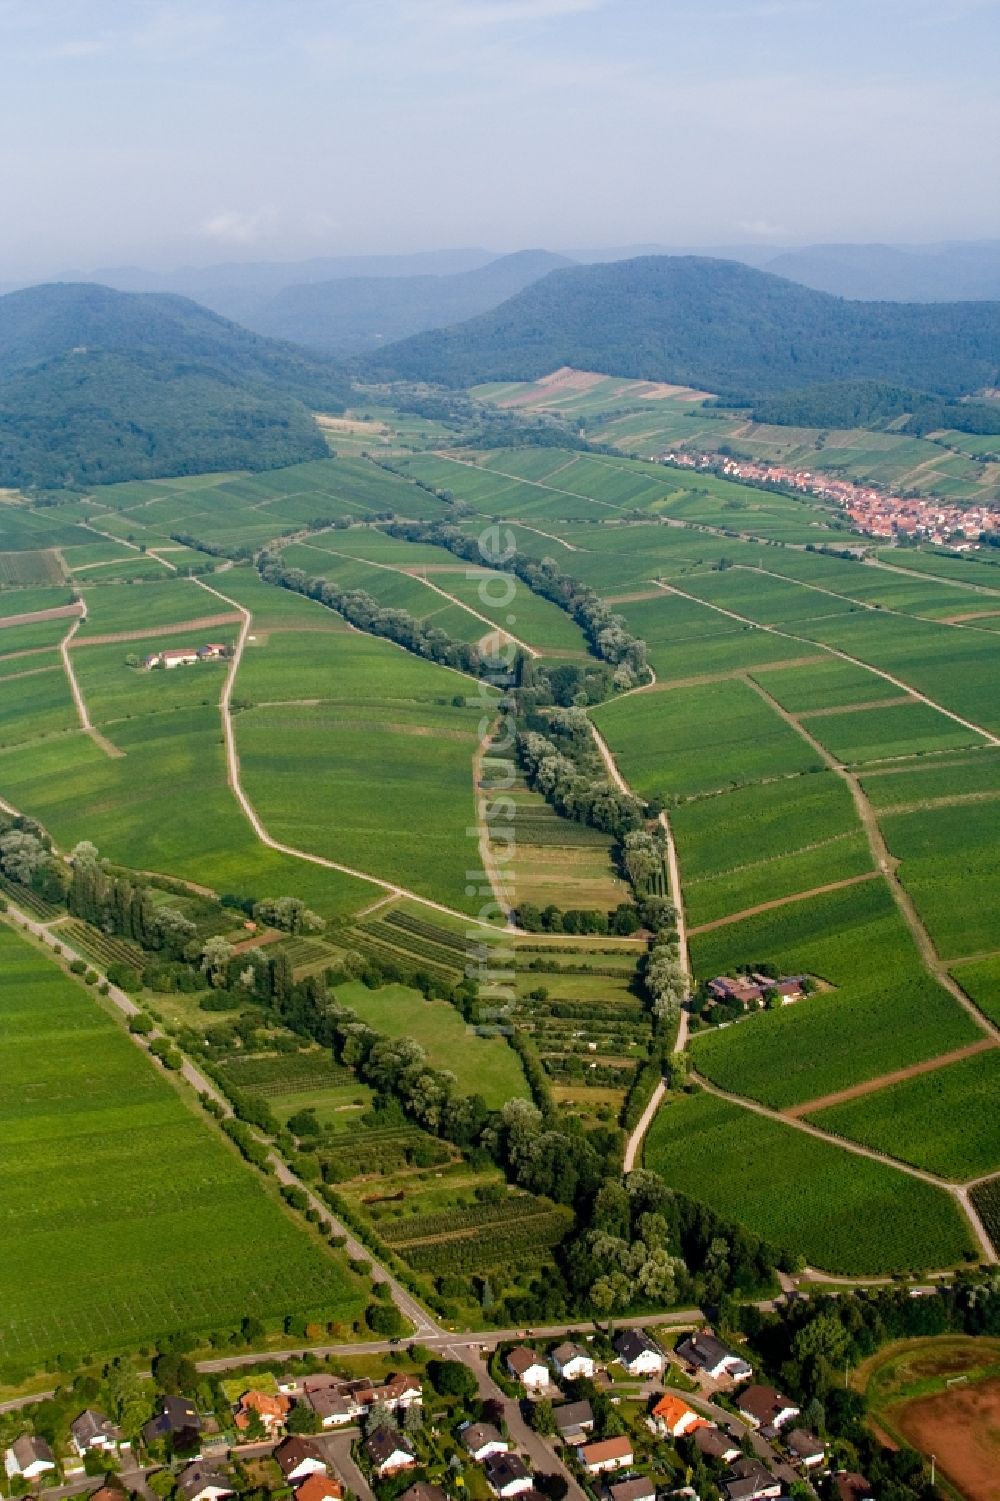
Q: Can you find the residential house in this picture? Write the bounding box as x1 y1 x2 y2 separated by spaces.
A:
737 1385 800 1435
786 1429 825 1469
483 1453 533 1498
609 1479 656 1501
233 1389 291 1435
676 1333 752 1383
577 1436 634 1474
4 1437 57 1482
722 1459 782 1501
304 1387 356 1428
143 1395 202 1447
302 1373 421 1426
506 1347 549 1391
274 1438 328 1485
294 1474 344 1501
650 1395 707 1439
461 1423 509 1461
400 1487 448 1501
70 1411 122 1457
834 1474 873 1501
365 1427 417 1480
175 1463 234 1501
553 1401 594 1443
691 1426 741 1464
91 1484 128 1501
613 1329 664 1377
550 1342 595 1382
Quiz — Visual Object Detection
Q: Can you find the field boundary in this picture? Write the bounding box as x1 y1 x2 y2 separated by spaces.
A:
788 1037 999 1119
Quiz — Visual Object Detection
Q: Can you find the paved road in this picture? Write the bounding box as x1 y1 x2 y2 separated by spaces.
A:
323 1430 375 1501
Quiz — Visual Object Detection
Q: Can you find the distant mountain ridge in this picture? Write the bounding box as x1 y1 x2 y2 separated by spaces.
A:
244 249 574 354
0 282 349 488
361 255 1000 401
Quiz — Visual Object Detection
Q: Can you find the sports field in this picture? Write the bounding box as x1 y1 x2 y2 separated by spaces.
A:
0 923 365 1374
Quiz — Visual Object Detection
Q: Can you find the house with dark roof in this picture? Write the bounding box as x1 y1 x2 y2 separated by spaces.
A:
786 1428 825 1469
175 1463 234 1501
365 1427 416 1479
553 1400 594 1442
71 1410 122 1456
274 1438 328 1484
722 1458 782 1501
483 1453 533 1498
834 1473 873 1501
608 1479 655 1501
692 1427 741 1464
4 1436 57 1482
676 1332 752 1383
737 1385 800 1435
399 1487 448 1501
612 1329 663 1377
305 1387 356 1427
506 1347 549 1391
142 1395 202 1447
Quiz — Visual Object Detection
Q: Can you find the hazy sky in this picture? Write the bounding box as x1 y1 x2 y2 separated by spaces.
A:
1 0 998 277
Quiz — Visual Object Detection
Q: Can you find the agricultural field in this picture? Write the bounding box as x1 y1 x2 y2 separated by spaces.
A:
593 677 823 801
0 663 78 747
0 548 65 585
0 922 366 1372
951 955 1000 1027
859 749 1000 809
75 576 238 637
643 1089 975 1274
809 1049 1000 1181
879 800 1000 959
799 699 984 764
688 881 981 1108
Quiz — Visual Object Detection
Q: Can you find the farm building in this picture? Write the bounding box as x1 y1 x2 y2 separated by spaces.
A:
706 974 805 1010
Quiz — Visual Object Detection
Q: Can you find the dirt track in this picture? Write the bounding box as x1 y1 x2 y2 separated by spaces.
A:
72 612 241 646
687 870 880 934
0 602 82 629
788 1037 998 1118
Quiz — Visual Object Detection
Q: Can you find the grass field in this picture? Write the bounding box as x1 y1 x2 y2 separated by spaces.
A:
643 1089 975 1274
0 922 366 1372
809 1050 1000 1181
334 980 529 1107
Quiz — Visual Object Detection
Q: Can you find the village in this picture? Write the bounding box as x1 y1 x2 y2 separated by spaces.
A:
2 1329 872 1501
658 450 1000 548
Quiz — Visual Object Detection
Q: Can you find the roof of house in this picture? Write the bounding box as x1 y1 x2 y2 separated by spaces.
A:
578 1436 634 1464
676 1332 745 1371
175 1464 233 1501
365 1427 415 1468
9 1436 56 1469
294 1474 344 1501
307 1388 355 1420
724 1458 779 1500
506 1346 546 1376
234 1390 291 1426
786 1428 824 1458
551 1341 589 1366
91 1484 127 1501
738 1385 798 1425
651 1395 703 1430
834 1474 873 1501
553 1400 594 1434
613 1329 661 1364
608 1479 656 1501
151 1395 202 1432
71 1411 118 1445
462 1423 505 1453
693 1427 739 1461
399 1487 448 1501
484 1453 531 1488
274 1438 327 1479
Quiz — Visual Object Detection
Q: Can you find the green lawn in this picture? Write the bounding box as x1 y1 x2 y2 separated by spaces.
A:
0 922 366 1373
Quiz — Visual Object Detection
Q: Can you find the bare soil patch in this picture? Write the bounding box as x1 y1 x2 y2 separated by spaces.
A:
890 1377 1000 1501
0 602 82 630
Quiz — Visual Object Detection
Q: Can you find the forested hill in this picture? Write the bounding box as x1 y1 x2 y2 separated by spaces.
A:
0 282 350 488
247 249 573 354
362 255 1000 400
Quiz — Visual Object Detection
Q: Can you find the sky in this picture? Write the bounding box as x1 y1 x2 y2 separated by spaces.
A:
1 0 998 278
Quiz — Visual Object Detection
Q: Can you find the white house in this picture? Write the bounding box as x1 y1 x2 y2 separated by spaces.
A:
786 1429 826 1470
461 1423 509 1462
483 1454 533 1498
550 1342 595 1382
613 1328 664 1377
737 1386 800 1434
161 649 200 669
651 1395 707 1439
577 1436 634 1475
5 1437 57 1482
70 1410 122 1457
676 1333 752 1383
506 1346 549 1392
365 1428 417 1479
275 1438 328 1485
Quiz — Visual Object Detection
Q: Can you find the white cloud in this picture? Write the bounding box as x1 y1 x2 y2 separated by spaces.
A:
201 208 275 244
408 0 604 26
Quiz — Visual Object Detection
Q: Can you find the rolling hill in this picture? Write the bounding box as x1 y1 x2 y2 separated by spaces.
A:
362 255 1000 401
0 283 350 488
245 249 573 354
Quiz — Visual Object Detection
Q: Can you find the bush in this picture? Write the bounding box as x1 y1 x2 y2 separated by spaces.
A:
365 1302 405 1336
